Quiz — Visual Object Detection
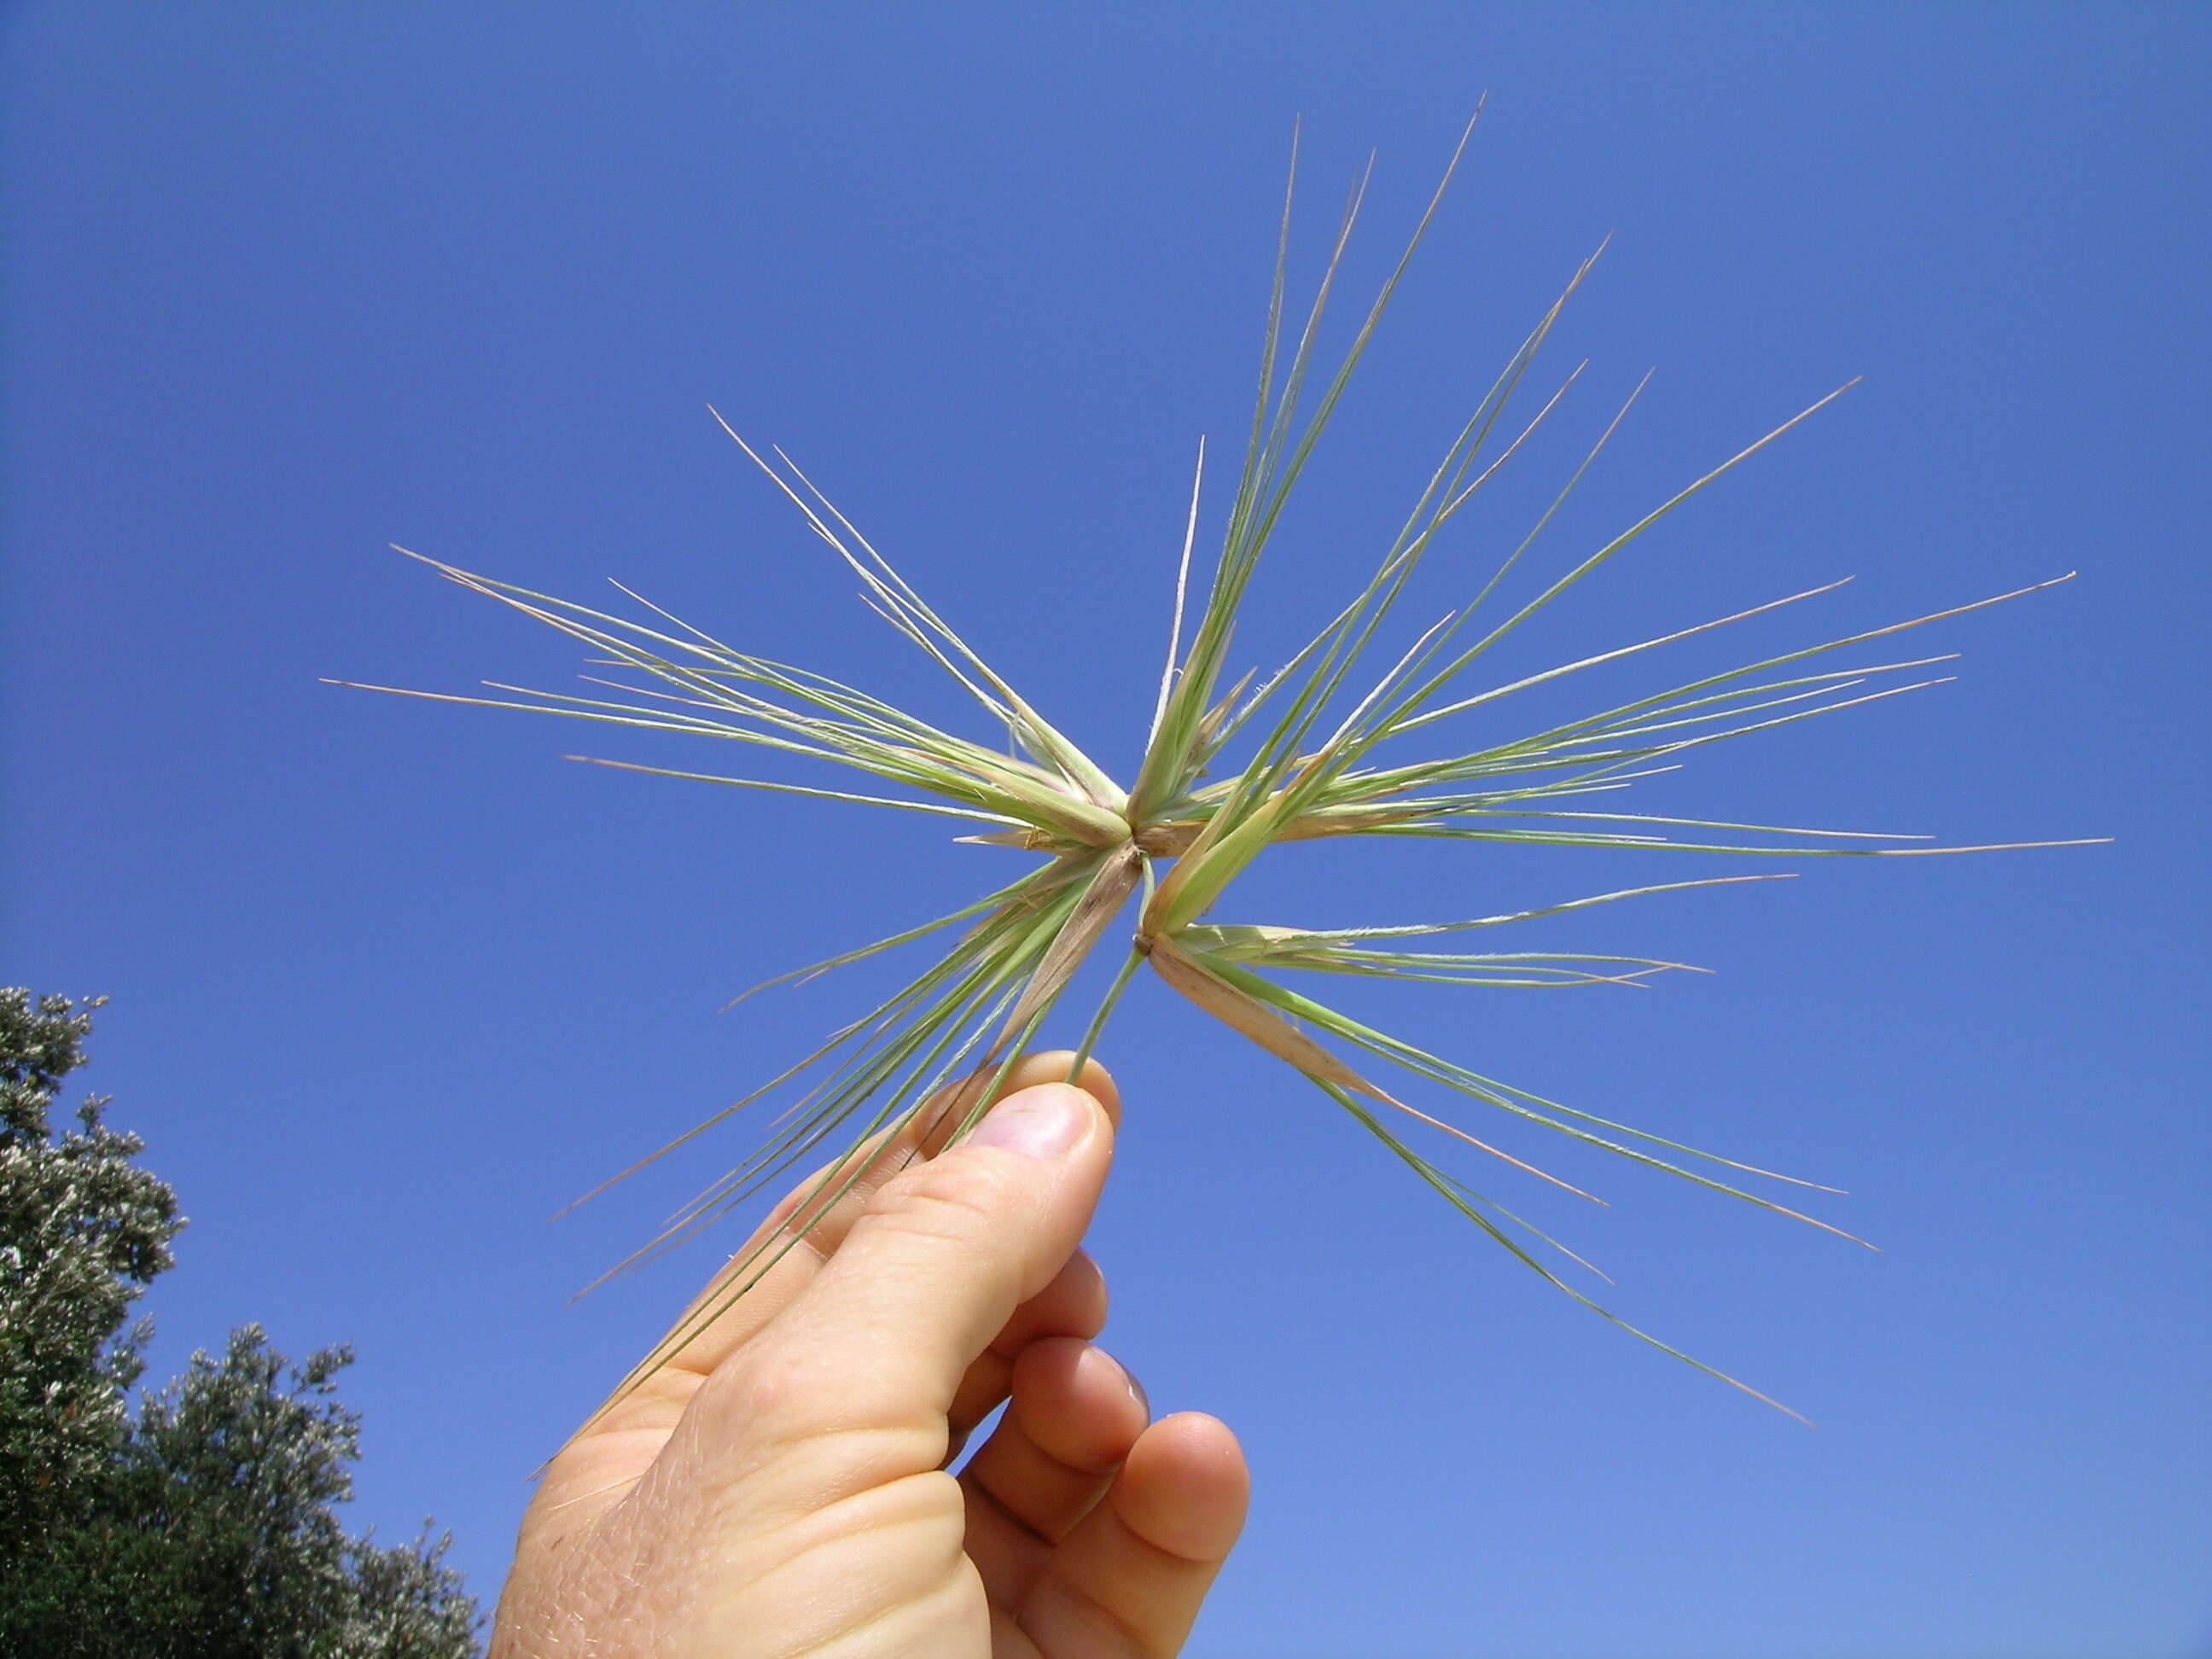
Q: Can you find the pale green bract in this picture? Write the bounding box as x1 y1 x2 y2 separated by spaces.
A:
335 119 2097 1419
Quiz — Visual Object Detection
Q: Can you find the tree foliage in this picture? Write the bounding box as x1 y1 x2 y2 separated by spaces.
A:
0 989 481 1657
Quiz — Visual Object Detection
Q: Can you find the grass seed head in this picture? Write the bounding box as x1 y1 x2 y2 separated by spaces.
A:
335 119 2101 1418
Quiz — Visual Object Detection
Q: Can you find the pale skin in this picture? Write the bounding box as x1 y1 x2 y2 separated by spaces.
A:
492 1054 1249 1657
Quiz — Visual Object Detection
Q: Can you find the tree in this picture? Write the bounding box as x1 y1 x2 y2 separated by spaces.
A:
0 989 481 1657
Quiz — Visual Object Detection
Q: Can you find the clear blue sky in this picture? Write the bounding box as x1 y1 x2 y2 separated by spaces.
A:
4 5 2206 1655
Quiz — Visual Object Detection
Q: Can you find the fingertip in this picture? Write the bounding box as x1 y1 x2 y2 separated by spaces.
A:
1033 1246 1109 1344
1149 1412 1248 1479
1116 1412 1249 1563
1008 1051 1121 1129
1009 1337 1150 1473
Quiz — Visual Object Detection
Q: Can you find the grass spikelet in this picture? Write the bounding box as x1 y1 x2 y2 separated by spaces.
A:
335 120 2103 1417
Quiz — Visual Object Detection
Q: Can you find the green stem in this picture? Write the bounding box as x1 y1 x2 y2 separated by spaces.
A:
1065 854 1156 1083
1065 942 1146 1083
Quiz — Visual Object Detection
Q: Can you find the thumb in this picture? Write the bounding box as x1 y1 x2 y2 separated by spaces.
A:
716 1080 1115 1452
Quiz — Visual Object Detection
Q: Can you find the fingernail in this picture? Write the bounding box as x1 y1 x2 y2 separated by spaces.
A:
1120 1359 1150 1421
969 1084 1088 1160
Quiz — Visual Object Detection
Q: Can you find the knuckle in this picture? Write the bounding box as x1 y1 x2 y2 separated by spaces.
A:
860 1156 1015 1247
729 1336 839 1424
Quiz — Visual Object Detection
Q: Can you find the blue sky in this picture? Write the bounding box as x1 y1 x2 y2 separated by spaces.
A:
3 4 2206 1655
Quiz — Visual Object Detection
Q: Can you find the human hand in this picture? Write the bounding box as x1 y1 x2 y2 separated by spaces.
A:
492 1053 1249 1657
